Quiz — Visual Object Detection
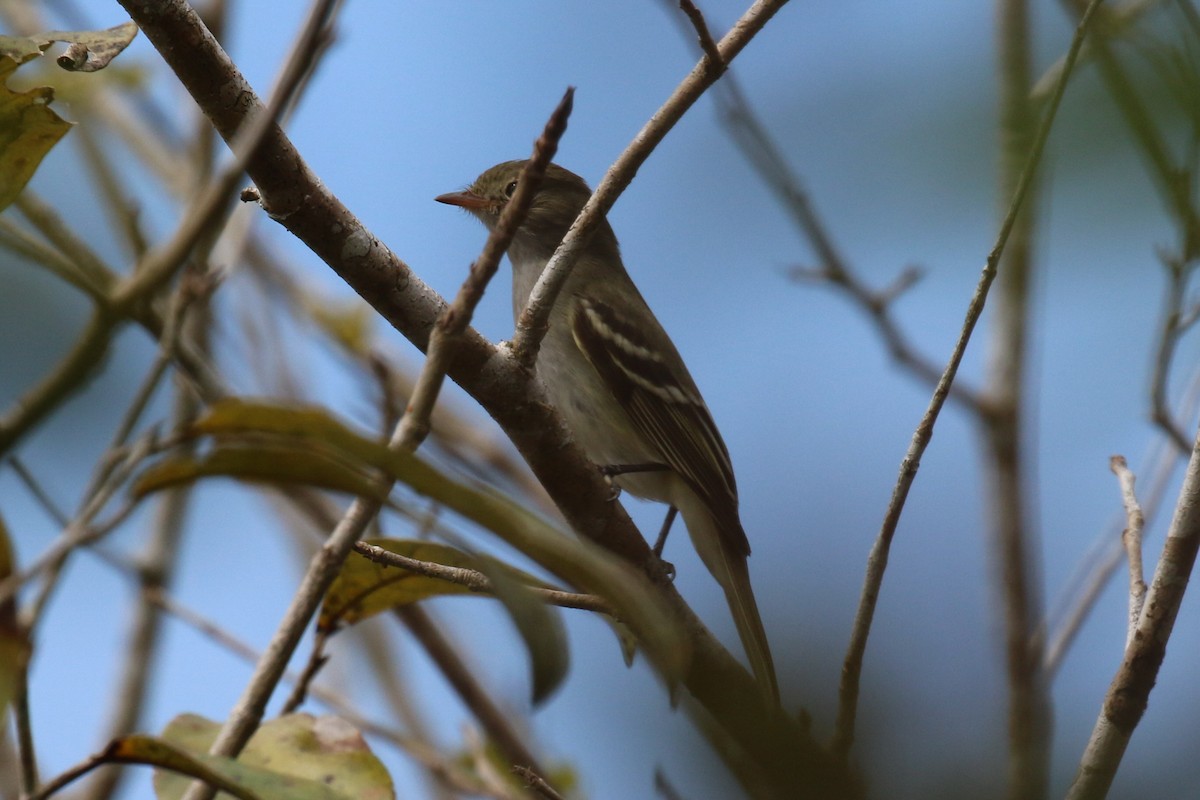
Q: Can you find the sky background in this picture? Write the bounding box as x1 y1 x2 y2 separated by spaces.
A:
3 1 1200 798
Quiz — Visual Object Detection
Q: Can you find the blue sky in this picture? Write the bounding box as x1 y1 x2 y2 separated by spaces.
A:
5 1 1200 798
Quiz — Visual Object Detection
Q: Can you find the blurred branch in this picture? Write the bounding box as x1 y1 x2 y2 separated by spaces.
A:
983 0 1051 797
0 308 118 457
1066 423 1200 799
75 122 150 260
1030 0 1160 101
397 605 548 783
14 658 37 794
82 286 212 800
1057 0 1200 451
14 191 118 295
1059 0 1200 237
830 0 1105 763
0 431 157 611
0 0 299 459
0 215 109 301
1149 250 1195 453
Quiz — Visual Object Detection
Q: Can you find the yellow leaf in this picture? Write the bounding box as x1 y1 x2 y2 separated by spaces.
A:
320 539 484 630
157 713 393 800
0 23 138 209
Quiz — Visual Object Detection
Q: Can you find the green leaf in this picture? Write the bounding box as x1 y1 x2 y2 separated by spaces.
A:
132 444 386 502
156 713 394 800
473 553 570 705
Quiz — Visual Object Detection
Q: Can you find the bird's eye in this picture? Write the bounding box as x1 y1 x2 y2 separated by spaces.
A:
503 180 517 198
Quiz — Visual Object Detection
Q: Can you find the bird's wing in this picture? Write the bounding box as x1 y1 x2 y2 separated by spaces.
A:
570 295 749 556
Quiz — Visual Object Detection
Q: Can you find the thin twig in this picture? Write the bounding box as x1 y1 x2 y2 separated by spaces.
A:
513 765 566 800
7 456 70 526
677 0 725 77
82 303 210 800
831 0 1107 761
509 0 791 369
0 216 107 301
1109 456 1146 650
280 628 330 714
352 540 613 614
396 87 574 448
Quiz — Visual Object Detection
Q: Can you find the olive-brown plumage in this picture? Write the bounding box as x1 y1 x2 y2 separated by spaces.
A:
437 161 778 703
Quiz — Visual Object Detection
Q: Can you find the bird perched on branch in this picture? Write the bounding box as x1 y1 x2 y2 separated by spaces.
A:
437 161 778 704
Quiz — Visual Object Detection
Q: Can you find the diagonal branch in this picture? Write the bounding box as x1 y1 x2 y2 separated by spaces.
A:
508 0 792 369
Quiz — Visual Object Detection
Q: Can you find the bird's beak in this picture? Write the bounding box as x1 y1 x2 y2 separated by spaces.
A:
434 189 490 210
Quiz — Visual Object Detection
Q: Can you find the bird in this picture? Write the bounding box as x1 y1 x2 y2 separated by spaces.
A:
436 161 778 703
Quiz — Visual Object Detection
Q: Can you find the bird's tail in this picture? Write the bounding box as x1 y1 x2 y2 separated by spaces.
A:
682 502 779 704
720 548 780 705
